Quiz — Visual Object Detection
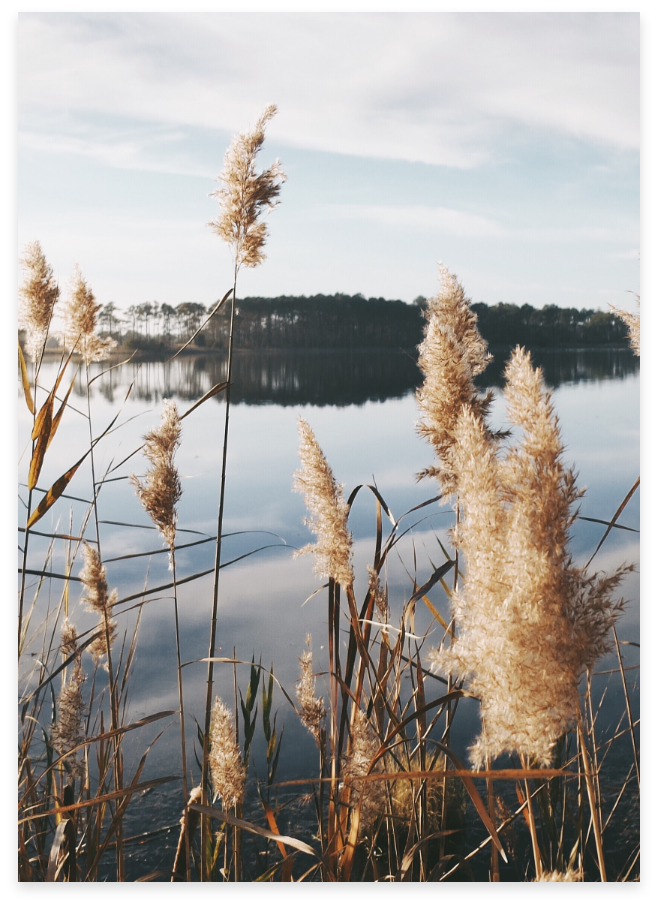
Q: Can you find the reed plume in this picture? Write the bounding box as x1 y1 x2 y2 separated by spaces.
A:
18 240 60 361
611 298 640 356
61 264 116 363
430 345 628 767
296 634 326 744
51 620 86 777
367 565 388 623
416 264 493 495
536 868 583 882
209 104 286 272
343 710 384 832
80 544 118 667
131 400 182 557
209 698 246 809
293 417 354 588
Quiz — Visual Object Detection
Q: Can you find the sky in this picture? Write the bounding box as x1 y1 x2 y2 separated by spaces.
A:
16 11 640 313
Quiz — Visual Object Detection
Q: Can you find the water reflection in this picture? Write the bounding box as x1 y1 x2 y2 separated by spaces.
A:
76 346 638 408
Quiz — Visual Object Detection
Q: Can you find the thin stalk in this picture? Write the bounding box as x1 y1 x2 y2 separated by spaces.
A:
85 360 124 881
19 352 42 654
327 578 338 875
486 757 500 881
171 552 191 881
18 486 34 655
201 271 237 858
612 626 640 794
522 755 542 879
577 706 607 881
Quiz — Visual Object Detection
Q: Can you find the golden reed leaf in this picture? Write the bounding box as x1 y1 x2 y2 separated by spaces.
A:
27 454 86 529
27 396 53 489
18 343 34 415
47 371 77 451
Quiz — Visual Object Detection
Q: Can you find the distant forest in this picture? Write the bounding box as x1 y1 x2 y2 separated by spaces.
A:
88 293 631 352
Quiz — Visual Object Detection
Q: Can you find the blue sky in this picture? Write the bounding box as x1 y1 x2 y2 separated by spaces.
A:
17 11 640 312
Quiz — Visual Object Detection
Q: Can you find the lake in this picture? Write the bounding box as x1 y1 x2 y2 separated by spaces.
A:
19 346 640 879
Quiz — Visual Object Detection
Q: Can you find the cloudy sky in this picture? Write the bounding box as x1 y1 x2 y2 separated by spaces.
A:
17 12 639 312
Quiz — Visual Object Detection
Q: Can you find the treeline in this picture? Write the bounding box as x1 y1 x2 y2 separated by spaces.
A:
92 294 632 351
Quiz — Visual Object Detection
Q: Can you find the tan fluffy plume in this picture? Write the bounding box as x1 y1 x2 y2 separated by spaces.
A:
61 264 116 363
18 241 60 361
293 417 354 588
80 544 118 667
416 264 493 496
131 400 182 556
209 105 286 272
209 698 246 809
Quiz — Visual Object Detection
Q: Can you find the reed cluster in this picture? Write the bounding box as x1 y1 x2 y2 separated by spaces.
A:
17 115 638 882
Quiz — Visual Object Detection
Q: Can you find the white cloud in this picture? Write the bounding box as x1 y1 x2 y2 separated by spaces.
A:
321 203 504 238
18 12 639 169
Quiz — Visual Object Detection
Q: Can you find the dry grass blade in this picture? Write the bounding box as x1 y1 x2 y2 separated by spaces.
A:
27 406 125 529
20 630 104 715
168 288 233 361
586 476 640 568
397 830 459 881
47 371 78 451
17 527 97 543
19 568 82 582
31 349 76 441
20 776 179 824
408 559 456 607
577 515 638 533
88 352 137 385
18 343 35 414
181 380 229 420
28 393 53 489
26 453 86 528
190 802 320 858
113 543 288 608
46 818 77 881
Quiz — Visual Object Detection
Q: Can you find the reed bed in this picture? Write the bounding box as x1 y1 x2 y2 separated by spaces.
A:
17 110 639 883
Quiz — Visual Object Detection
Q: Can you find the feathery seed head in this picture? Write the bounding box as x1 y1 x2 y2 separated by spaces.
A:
296 635 326 744
51 621 86 778
343 710 385 833
18 241 59 361
209 105 286 272
60 618 79 659
417 264 492 495
61 264 116 363
431 346 628 767
293 417 354 588
611 299 640 357
536 868 583 882
367 565 388 622
131 400 182 554
209 698 246 809
80 543 117 666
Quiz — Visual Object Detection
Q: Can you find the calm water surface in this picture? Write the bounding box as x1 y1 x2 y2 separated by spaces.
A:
19 348 640 879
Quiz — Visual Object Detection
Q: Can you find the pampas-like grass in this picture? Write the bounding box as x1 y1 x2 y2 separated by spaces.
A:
131 400 182 556
293 417 354 588
209 698 246 809
80 544 118 667
416 264 493 495
296 634 326 744
611 299 640 357
343 710 384 833
424 286 629 766
61 264 116 363
18 241 60 361
209 104 286 272
50 620 86 778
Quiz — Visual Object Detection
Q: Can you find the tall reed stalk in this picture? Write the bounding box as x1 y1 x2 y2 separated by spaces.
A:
200 106 285 876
